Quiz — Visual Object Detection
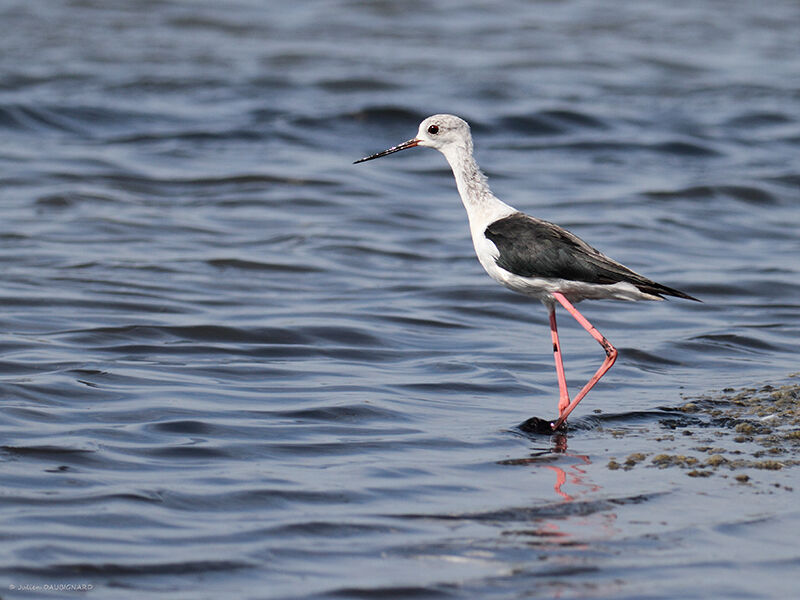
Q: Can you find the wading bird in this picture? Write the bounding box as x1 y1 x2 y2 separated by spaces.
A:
355 114 698 431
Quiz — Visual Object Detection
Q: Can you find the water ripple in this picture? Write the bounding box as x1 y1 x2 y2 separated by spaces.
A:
0 0 798 598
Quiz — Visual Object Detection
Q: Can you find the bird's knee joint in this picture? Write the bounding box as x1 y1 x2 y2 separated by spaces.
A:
599 338 617 358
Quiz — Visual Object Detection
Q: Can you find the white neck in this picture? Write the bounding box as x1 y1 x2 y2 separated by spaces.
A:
440 144 516 232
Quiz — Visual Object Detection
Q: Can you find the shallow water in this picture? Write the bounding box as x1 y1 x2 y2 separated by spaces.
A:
1 0 799 598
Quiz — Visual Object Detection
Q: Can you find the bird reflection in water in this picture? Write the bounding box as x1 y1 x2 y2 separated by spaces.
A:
499 430 616 544
501 431 593 501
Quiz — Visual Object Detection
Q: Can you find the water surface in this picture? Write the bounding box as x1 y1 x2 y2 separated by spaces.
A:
1 1 799 598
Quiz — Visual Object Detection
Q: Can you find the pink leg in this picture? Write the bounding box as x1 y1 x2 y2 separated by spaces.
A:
549 307 570 415
550 292 618 430
546 465 572 501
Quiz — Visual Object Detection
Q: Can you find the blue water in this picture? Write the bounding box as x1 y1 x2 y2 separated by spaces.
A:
1 1 799 598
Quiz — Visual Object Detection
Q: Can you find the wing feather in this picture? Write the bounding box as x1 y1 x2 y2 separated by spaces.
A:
484 213 698 301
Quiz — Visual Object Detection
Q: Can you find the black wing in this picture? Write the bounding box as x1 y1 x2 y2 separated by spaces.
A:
484 213 699 301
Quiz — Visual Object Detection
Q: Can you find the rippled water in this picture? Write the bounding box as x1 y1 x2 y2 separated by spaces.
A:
1 1 799 598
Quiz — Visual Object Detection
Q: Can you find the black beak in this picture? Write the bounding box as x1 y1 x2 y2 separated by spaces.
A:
353 138 420 164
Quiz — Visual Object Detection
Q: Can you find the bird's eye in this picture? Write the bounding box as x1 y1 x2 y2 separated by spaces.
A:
427 125 439 135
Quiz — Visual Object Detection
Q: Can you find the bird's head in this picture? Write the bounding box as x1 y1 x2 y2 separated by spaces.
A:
414 114 471 152
354 114 472 164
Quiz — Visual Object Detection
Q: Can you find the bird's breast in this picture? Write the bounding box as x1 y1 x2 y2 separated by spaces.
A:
472 231 536 292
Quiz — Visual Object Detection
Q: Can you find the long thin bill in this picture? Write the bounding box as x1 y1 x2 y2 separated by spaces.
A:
353 138 420 164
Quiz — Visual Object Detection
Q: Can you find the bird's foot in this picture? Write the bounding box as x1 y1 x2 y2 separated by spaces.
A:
518 416 567 435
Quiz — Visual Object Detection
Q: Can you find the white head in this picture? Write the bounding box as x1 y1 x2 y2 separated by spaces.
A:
415 114 472 153
354 114 473 164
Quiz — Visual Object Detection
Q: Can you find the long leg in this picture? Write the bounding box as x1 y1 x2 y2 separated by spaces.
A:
549 306 570 415
550 292 618 430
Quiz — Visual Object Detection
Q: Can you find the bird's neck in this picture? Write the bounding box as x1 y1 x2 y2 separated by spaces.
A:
442 145 516 230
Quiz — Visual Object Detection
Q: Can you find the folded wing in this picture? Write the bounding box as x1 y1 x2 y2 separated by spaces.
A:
484 213 699 301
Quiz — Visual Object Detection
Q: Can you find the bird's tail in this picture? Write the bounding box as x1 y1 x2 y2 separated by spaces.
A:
641 282 701 302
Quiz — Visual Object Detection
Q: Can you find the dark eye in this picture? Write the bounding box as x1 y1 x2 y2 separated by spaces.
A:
427 125 439 135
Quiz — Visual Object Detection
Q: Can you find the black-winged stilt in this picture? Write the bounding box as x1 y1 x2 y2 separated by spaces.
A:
355 114 699 431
